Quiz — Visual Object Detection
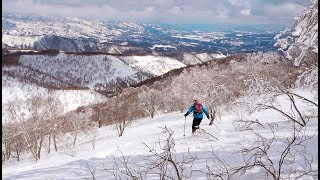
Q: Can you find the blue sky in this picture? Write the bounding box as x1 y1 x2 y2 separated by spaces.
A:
2 0 310 25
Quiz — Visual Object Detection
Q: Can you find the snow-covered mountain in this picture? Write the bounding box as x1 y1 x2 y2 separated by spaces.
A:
2 13 280 54
274 0 318 66
3 52 190 96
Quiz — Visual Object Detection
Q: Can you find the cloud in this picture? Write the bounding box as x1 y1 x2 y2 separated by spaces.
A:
2 0 308 25
262 3 304 17
240 9 251 16
228 0 250 7
167 6 182 15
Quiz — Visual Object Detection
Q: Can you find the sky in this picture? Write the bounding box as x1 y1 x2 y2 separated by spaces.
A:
2 0 311 25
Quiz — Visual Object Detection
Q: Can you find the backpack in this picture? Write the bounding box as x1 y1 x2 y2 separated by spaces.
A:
193 102 203 114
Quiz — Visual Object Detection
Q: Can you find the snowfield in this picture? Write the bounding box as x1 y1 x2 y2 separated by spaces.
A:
2 75 107 121
121 55 186 76
2 88 318 180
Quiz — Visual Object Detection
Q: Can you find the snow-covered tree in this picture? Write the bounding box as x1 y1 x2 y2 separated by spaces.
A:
2 94 63 161
138 85 161 118
274 0 318 66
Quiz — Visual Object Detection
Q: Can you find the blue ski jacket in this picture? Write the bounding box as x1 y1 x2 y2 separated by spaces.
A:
184 103 209 119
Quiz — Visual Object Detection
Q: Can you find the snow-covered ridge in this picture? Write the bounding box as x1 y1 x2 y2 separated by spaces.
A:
289 0 318 66
2 34 43 48
19 53 139 86
274 0 318 66
182 52 226 65
12 53 187 91
121 55 186 76
2 14 280 54
2 16 143 42
3 49 224 97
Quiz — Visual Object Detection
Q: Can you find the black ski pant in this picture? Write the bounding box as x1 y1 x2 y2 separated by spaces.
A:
192 118 203 132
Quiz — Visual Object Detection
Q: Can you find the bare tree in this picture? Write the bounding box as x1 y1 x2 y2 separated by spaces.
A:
56 134 77 157
141 126 198 180
233 122 317 179
3 93 63 161
170 74 192 112
2 100 30 162
138 85 161 118
106 87 144 137
24 95 62 160
2 122 24 162
84 161 97 180
232 90 318 179
257 90 318 127
203 148 233 180
90 106 102 128
61 107 93 147
104 126 198 179
82 127 97 150
105 152 143 180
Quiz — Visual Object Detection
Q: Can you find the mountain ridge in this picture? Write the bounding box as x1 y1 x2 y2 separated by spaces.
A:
2 13 280 54
3 50 227 97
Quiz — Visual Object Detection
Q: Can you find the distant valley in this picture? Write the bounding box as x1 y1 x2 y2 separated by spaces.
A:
2 13 284 55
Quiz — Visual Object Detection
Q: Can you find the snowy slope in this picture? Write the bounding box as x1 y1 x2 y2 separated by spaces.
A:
2 75 107 122
181 52 226 65
2 34 43 48
274 0 318 66
2 88 318 179
2 16 141 43
3 53 187 96
17 53 186 87
182 52 203 65
121 55 186 76
288 0 318 66
18 53 146 89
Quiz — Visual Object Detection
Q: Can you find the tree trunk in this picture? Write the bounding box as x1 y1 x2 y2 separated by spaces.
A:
53 133 58 152
5 141 11 161
36 136 44 160
73 134 77 146
48 134 51 154
16 148 20 161
98 120 102 128
209 109 216 125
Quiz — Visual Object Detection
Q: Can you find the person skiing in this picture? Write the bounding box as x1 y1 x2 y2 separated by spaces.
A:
184 99 210 133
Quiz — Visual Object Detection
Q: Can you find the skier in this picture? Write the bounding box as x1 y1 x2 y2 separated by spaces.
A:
184 99 210 133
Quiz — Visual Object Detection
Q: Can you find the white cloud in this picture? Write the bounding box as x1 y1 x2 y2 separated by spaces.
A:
263 3 303 17
228 0 250 7
240 9 251 16
168 6 182 15
216 7 230 18
2 0 307 25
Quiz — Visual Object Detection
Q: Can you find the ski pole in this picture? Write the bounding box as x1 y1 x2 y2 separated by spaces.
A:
183 116 186 137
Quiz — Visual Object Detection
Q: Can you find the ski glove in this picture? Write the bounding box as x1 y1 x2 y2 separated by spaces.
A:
207 115 210 119
184 114 187 117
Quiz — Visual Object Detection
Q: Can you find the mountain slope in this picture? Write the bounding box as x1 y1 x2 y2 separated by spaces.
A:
274 0 318 66
3 52 188 96
2 75 107 121
2 88 318 179
120 55 186 76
